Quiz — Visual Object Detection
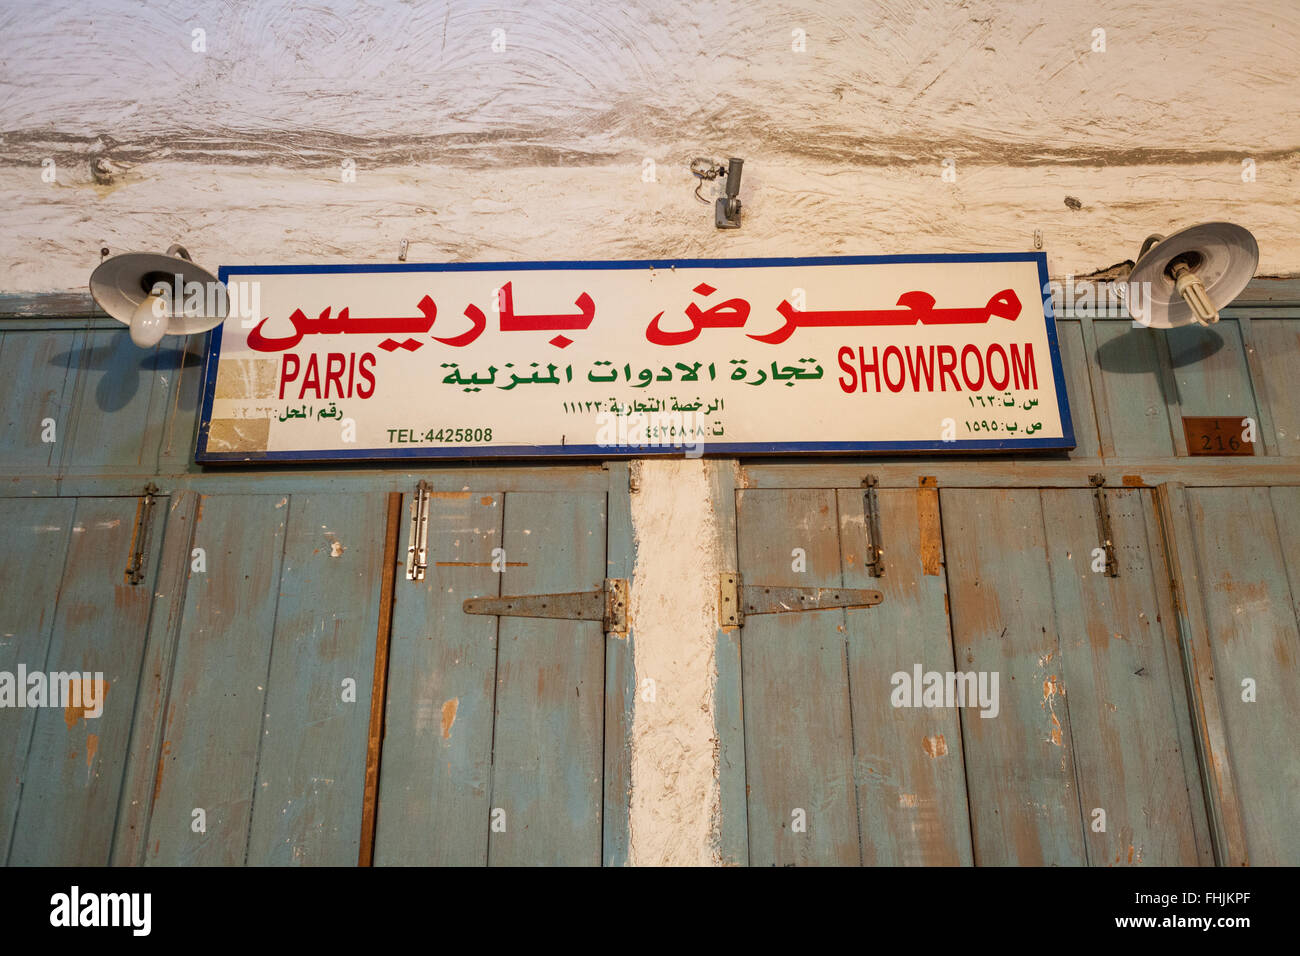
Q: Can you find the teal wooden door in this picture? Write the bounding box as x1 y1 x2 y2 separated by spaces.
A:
374 489 608 866
733 483 1211 866
133 492 389 866
1184 487 1300 865
943 487 1210 866
0 328 200 481
1 494 166 865
0 330 77 478
735 487 973 866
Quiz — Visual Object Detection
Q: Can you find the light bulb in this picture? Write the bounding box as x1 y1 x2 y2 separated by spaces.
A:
130 291 170 347
1171 262 1219 325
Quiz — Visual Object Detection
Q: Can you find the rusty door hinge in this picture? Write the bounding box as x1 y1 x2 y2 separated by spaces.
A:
718 572 883 627
862 475 884 577
1090 474 1119 577
405 480 431 581
124 482 159 585
463 578 628 634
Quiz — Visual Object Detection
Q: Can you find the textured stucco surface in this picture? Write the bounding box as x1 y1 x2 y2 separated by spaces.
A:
627 460 722 865
1 0 1298 289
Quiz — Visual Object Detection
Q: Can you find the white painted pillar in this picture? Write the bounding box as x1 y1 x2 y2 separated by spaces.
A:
626 459 724 865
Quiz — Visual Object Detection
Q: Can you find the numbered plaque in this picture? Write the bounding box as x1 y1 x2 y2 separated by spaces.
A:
1182 417 1256 456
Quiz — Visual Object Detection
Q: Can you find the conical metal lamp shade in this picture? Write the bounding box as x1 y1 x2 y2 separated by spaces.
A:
89 251 228 336
1128 222 1258 329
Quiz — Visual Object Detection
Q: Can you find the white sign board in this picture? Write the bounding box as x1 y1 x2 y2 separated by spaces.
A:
197 254 1074 461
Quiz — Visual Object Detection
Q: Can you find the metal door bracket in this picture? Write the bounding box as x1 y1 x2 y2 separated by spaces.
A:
1090 474 1119 577
719 573 743 627
719 572 882 627
862 475 885 577
463 578 628 634
124 482 159 585
405 480 431 581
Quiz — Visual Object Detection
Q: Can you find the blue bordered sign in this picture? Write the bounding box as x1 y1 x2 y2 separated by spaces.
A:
196 253 1074 462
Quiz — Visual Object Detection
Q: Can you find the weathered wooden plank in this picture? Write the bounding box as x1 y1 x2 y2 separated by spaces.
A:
736 488 859 866
8 496 166 864
110 491 200 865
1137 490 1216 866
358 492 401 866
1091 321 1176 458
374 489 503 866
710 460 748 866
1077 315 1116 458
51 467 612 498
1039 488 1208 865
144 494 287 865
245 493 388 865
1153 333 1191 457
60 328 163 474
1222 279 1300 304
0 329 80 474
488 491 606 866
1056 320 1101 459
1166 319 1261 454
1223 306 1300 319
941 489 1086 865
836 487 973 866
0 497 76 863
738 459 1300 490
152 338 207 475
1267 485 1300 611
602 462 634 867
0 292 99 318
1235 317 1281 456
8 455 1300 505
1244 318 1300 456
1186 486 1300 865
1150 482 1250 866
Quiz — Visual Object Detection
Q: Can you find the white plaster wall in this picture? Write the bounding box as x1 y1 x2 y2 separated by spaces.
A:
1 0 1298 290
